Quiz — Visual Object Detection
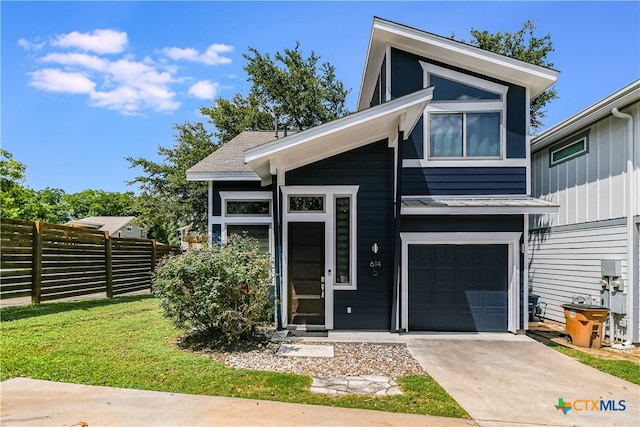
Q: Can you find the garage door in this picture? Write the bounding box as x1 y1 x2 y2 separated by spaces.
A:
408 244 508 332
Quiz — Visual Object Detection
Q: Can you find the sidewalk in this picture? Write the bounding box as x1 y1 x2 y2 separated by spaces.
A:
1 378 477 427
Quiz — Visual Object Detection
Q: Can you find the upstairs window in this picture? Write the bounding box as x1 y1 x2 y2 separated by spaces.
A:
549 131 590 166
421 62 508 161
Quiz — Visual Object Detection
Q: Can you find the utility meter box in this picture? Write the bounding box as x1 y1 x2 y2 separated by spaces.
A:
611 292 627 314
601 259 622 277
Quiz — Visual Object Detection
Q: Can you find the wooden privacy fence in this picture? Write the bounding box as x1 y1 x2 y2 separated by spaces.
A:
0 217 180 304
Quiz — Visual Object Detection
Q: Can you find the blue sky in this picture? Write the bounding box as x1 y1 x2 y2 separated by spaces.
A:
2 1 638 194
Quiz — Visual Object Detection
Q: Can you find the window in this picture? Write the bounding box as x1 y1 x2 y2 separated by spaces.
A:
430 112 501 158
421 62 507 163
226 200 270 216
335 196 351 284
550 136 588 166
227 224 270 253
289 195 324 212
214 191 273 255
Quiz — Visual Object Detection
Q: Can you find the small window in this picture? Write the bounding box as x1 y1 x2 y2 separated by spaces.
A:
551 137 588 165
289 195 324 212
335 196 351 284
226 200 270 216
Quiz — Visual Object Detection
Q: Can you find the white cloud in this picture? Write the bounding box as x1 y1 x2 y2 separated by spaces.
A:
24 28 231 115
188 80 219 99
18 38 46 51
162 43 233 65
51 29 128 54
28 68 96 93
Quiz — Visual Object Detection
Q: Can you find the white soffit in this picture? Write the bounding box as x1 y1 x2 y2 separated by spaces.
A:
245 87 433 183
401 196 560 215
358 18 559 111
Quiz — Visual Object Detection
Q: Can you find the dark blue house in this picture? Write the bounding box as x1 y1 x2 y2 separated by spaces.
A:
187 18 559 333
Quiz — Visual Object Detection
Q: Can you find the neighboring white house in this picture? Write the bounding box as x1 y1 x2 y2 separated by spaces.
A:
529 80 639 343
66 216 146 239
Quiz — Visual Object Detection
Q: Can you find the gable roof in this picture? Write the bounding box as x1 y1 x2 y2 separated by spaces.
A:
66 216 137 235
186 131 280 181
358 17 559 111
531 79 640 152
245 87 433 184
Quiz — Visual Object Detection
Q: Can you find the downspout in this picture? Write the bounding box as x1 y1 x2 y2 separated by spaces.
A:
391 128 404 332
612 107 637 343
271 175 283 330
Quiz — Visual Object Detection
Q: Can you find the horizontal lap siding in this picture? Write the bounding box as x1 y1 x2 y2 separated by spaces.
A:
402 167 527 196
528 223 627 323
286 140 394 329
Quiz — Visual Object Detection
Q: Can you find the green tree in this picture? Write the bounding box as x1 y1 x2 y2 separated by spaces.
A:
60 189 137 221
20 187 67 223
201 43 350 143
127 121 215 242
466 20 558 131
0 149 29 218
129 44 350 239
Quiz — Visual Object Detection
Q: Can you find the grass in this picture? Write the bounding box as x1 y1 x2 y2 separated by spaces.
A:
550 345 640 385
0 295 468 418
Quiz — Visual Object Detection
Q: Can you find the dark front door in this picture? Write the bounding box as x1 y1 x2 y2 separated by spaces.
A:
408 244 508 332
288 222 325 325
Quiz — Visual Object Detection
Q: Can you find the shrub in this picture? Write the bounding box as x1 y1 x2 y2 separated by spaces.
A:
153 234 272 341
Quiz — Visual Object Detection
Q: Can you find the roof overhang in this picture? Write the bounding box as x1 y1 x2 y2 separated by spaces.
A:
357 17 559 111
401 196 559 215
532 79 640 152
245 87 433 185
186 171 259 182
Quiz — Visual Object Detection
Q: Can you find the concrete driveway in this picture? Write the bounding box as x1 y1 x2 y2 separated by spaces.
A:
403 333 639 427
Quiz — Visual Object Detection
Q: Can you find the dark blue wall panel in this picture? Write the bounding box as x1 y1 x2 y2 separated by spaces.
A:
402 167 527 196
286 140 395 330
401 215 524 233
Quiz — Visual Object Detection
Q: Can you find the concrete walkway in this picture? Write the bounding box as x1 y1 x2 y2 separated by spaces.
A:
402 333 640 427
0 378 475 427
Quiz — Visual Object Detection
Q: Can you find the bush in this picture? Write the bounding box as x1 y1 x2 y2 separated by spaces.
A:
153 234 272 341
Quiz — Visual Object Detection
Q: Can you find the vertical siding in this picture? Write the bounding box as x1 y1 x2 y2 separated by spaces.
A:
531 110 634 228
528 224 628 323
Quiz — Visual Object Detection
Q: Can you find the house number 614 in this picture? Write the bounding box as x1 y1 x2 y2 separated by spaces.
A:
370 260 382 268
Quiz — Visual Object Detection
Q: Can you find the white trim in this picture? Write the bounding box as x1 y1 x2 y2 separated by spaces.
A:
523 214 529 331
400 232 522 333
422 62 509 100
403 158 528 168
280 186 359 330
385 44 392 102
526 86 532 196
187 171 260 181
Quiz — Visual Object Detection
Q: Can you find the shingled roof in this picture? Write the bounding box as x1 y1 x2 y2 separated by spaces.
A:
186 131 282 181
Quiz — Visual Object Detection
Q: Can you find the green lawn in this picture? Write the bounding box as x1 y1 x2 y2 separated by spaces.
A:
551 345 640 385
0 295 468 418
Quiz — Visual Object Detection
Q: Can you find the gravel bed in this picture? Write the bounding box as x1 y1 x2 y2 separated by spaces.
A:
207 341 425 378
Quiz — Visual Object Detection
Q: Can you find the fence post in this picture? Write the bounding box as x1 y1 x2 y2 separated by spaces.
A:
151 239 157 270
104 231 113 299
31 221 42 304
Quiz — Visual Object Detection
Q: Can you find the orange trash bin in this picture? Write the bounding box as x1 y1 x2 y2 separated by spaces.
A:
561 304 609 348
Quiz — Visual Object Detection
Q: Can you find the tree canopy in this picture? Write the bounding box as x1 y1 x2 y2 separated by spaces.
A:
201 43 350 143
128 43 351 240
466 20 558 131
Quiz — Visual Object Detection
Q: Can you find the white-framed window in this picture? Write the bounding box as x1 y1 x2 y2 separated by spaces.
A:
421 62 508 164
550 135 588 166
214 191 273 254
